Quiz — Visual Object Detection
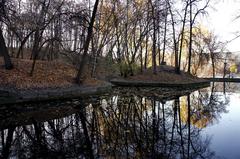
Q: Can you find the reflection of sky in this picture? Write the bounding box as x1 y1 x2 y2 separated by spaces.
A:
203 93 240 159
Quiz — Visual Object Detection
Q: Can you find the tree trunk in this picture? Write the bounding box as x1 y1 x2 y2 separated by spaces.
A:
30 30 41 76
152 7 157 74
178 3 188 72
188 0 193 73
0 28 13 69
211 52 215 78
144 3 150 70
144 34 148 69
1 127 15 159
76 0 100 84
168 1 179 73
161 7 168 64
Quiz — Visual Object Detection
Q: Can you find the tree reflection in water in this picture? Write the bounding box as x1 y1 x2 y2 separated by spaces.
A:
0 85 229 159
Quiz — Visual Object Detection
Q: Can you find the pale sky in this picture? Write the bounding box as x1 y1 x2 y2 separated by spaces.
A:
204 0 240 52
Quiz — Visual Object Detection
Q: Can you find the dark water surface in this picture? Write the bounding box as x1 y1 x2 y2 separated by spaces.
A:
0 83 239 159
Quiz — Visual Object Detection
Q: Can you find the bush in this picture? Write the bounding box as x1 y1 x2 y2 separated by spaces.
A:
119 61 140 77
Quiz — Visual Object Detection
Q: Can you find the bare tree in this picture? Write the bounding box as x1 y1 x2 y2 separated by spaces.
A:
76 0 100 84
187 0 210 73
0 0 13 69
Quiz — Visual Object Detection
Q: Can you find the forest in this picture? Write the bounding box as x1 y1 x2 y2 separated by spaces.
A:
2 1 240 159
0 0 237 87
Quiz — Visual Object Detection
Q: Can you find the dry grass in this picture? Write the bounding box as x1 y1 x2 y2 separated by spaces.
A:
0 58 103 89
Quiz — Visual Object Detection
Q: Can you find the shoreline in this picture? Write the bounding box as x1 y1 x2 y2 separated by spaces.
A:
0 78 210 105
0 82 113 105
110 78 210 89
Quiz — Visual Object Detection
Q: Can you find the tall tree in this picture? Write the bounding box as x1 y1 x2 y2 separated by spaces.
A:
0 28 13 69
150 0 157 74
161 4 168 65
178 1 189 73
188 0 193 73
187 0 210 73
29 0 64 76
76 0 100 84
167 0 179 73
0 0 13 69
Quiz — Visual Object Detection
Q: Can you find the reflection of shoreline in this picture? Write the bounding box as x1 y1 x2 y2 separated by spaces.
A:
0 104 76 129
0 85 229 159
0 87 200 129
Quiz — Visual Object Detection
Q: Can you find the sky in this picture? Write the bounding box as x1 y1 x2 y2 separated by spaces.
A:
204 0 240 52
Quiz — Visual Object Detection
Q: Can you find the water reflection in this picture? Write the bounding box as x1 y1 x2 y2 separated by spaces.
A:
0 85 230 159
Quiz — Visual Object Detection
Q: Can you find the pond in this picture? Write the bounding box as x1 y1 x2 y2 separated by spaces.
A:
0 83 239 159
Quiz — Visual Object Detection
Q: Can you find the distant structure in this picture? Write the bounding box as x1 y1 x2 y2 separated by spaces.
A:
228 64 239 78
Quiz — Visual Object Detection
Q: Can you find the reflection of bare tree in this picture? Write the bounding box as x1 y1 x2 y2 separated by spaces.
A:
0 86 229 158
0 127 15 159
89 93 217 158
189 82 230 127
78 107 94 159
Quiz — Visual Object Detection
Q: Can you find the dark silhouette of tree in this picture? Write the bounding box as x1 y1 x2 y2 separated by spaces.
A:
76 0 100 84
0 0 13 70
